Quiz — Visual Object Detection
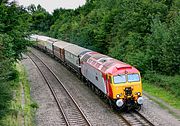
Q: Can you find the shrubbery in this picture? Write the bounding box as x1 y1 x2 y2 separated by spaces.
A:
144 71 180 98
46 0 180 76
0 1 30 122
38 0 179 99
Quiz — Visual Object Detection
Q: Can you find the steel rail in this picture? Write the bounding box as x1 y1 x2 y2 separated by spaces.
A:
120 110 155 126
28 51 92 126
119 114 132 126
134 110 155 126
27 53 70 126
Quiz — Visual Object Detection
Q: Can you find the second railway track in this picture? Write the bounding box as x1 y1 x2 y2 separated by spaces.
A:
28 51 91 126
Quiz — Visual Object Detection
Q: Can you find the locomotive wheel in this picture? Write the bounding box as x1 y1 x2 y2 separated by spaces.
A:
87 81 91 87
95 87 99 95
108 99 113 109
91 84 95 91
81 76 86 82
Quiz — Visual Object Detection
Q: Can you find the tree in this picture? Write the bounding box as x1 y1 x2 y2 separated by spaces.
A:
28 4 53 32
48 0 180 75
0 1 31 121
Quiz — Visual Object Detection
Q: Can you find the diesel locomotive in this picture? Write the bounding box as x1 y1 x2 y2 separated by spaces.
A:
30 34 143 110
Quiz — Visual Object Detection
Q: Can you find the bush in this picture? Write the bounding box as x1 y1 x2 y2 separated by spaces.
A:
144 72 180 98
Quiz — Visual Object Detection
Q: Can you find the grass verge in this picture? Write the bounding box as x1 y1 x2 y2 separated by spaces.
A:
143 82 180 109
0 62 37 126
143 73 180 111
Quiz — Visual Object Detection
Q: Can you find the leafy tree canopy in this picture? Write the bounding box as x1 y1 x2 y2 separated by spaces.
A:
48 0 180 75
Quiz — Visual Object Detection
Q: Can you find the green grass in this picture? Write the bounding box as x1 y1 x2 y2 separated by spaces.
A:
144 72 180 98
0 63 37 126
143 82 180 109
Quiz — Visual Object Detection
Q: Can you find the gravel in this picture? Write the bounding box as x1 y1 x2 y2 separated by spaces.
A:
21 48 180 126
21 54 66 126
139 95 180 126
28 49 124 126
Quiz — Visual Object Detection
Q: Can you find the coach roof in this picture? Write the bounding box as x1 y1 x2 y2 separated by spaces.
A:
65 44 91 56
53 40 73 49
37 35 51 41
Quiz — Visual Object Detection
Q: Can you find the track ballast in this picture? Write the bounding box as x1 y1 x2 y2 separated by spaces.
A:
28 51 92 126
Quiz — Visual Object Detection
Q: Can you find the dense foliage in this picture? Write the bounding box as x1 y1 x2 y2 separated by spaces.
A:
46 0 180 77
0 0 30 122
27 4 53 33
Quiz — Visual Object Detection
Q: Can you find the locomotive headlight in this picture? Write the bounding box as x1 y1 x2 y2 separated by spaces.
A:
137 92 141 96
116 93 122 98
116 94 120 98
137 97 143 105
135 92 141 96
116 99 124 107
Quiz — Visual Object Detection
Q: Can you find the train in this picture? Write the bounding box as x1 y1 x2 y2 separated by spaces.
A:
30 34 143 110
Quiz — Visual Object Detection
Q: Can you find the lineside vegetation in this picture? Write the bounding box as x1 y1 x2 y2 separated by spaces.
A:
0 0 32 124
28 0 180 102
0 63 36 126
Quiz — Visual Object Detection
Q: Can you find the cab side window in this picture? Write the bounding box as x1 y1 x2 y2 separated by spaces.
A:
109 76 112 84
106 75 112 84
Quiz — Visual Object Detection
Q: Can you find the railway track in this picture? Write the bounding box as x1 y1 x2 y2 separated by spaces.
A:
83 78 154 126
27 51 91 126
120 110 155 126
27 49 155 126
94 97 155 126
77 78 155 126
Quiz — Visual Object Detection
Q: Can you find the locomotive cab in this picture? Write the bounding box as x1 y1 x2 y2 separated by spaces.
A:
109 72 143 109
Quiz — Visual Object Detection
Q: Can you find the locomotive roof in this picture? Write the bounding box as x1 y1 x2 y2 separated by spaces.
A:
85 52 139 75
53 40 73 49
65 44 91 56
91 53 109 60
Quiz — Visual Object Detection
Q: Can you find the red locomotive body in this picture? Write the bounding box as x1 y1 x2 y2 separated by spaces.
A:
80 52 143 109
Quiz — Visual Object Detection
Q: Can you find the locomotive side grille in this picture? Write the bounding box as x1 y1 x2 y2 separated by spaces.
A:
124 87 132 96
